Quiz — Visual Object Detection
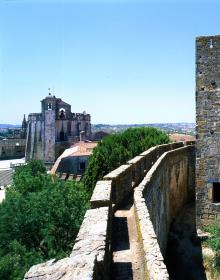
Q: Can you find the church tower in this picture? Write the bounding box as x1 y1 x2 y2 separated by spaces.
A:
21 114 27 139
41 92 56 163
25 91 91 165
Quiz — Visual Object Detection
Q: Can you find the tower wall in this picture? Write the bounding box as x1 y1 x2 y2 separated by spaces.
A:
25 114 42 161
196 35 220 227
43 110 56 162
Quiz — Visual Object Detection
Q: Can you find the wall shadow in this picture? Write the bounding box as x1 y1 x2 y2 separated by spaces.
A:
112 217 130 251
110 262 133 280
165 200 207 280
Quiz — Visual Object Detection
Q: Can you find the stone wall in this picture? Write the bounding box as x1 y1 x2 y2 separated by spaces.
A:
134 145 195 280
24 141 194 280
0 139 26 159
103 142 184 209
196 35 220 227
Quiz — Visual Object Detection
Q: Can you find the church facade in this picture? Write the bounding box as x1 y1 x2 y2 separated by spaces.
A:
25 93 91 163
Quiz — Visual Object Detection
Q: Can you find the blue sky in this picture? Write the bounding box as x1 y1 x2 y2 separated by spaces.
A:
0 0 219 124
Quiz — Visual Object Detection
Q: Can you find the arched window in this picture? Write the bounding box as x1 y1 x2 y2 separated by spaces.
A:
59 108 66 119
48 103 52 110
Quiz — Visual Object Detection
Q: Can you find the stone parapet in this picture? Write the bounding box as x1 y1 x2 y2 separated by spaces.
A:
104 164 133 206
90 180 112 209
134 145 195 279
103 142 184 208
134 185 169 280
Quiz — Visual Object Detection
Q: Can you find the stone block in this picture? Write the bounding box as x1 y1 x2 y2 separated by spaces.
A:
90 181 112 209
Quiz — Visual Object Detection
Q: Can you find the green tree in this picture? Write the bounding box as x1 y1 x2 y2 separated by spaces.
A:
12 160 47 194
83 127 169 190
0 241 43 280
0 161 89 279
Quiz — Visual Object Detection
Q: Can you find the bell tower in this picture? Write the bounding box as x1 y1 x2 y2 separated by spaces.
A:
41 90 56 163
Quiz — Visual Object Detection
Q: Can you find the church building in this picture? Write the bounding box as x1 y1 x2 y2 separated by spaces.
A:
25 93 91 163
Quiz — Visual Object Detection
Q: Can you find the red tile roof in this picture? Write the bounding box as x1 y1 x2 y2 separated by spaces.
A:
51 141 98 174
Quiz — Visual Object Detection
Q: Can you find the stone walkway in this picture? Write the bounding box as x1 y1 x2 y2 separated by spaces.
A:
111 196 145 280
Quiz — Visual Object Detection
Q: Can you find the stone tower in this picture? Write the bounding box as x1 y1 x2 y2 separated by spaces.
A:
25 93 91 163
42 94 56 162
196 35 220 227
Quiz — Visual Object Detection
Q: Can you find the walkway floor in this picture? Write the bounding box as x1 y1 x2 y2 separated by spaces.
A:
111 196 145 280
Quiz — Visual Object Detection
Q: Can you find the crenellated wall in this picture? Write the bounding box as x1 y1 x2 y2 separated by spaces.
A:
24 141 195 280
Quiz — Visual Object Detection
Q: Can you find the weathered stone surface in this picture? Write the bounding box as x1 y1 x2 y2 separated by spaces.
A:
127 155 146 187
71 207 109 261
196 35 220 227
134 145 195 279
104 164 133 206
90 181 112 209
24 254 96 280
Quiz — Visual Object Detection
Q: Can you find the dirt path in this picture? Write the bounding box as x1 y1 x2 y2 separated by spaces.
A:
110 197 145 280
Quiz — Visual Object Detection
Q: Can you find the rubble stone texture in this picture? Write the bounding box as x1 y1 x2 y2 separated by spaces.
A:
196 35 220 227
134 146 195 280
90 180 112 209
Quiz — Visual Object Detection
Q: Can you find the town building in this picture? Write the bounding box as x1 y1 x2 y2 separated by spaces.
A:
51 140 98 179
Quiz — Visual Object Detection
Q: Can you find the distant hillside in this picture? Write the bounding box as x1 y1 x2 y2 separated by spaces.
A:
92 123 195 136
0 124 20 129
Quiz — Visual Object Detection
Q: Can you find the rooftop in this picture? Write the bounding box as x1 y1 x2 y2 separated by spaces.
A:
51 141 98 174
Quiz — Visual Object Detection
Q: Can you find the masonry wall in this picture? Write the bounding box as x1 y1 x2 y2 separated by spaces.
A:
0 139 26 159
196 35 220 227
25 114 43 161
24 142 195 280
134 145 195 280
